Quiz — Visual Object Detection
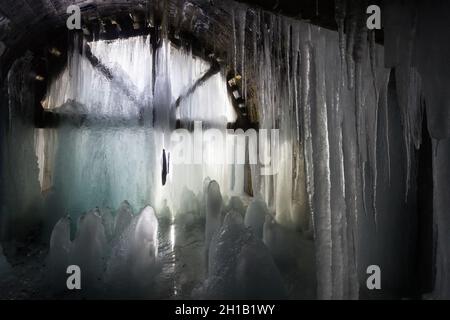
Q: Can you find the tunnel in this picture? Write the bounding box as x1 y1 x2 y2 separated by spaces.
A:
0 0 449 301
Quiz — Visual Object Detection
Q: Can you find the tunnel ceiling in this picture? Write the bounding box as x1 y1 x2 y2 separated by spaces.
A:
0 0 369 74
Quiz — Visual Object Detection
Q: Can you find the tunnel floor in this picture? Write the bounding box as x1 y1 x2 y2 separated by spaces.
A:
0 211 315 300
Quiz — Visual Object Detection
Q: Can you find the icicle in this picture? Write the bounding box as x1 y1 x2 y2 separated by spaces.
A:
238 8 247 99
301 42 315 236
335 0 347 73
311 33 332 300
292 23 300 142
345 11 356 90
284 19 291 127
395 65 423 202
252 10 259 73
369 31 378 99
232 8 237 74
383 70 391 185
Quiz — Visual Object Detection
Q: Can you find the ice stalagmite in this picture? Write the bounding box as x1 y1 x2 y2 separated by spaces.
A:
176 187 200 228
106 205 160 295
244 195 269 239
71 209 107 290
114 200 133 238
129 206 159 281
200 177 211 218
263 214 316 298
203 211 286 299
48 216 72 287
205 180 223 270
179 187 200 216
100 208 115 242
226 196 246 218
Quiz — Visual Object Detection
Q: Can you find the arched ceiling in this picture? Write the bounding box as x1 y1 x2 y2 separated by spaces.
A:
0 0 348 73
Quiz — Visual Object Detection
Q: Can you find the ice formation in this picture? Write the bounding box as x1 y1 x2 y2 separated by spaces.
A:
100 208 115 242
1 0 449 300
244 195 269 239
105 205 160 295
71 209 107 290
47 202 160 296
226 196 246 218
200 211 287 299
114 201 134 239
42 36 153 119
383 0 450 298
38 34 240 224
48 215 71 287
204 180 224 269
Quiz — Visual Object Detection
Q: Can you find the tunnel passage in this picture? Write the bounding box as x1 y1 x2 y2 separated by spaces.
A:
0 0 449 301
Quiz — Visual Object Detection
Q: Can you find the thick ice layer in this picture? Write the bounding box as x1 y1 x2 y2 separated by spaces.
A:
49 126 155 220
199 211 287 299
40 36 238 224
43 36 153 119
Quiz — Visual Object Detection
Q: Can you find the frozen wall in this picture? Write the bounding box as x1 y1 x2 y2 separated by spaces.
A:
1 53 43 240
40 35 239 225
383 0 450 299
1 0 447 300
228 4 392 298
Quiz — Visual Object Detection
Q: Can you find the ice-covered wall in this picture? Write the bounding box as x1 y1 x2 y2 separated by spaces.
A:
43 36 153 119
41 35 238 224
383 0 450 299
228 3 394 298
1 0 448 300
1 53 43 240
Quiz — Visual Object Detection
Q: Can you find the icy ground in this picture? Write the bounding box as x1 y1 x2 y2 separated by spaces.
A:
0 193 315 300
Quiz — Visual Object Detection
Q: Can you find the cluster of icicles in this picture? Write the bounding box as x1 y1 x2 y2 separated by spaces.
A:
226 1 391 299
224 0 450 300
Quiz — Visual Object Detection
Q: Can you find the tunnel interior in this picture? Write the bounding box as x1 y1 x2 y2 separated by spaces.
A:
0 0 449 300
